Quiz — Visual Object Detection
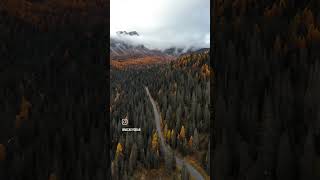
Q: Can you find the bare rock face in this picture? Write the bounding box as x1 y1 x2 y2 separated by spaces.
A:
0 0 107 30
116 31 139 36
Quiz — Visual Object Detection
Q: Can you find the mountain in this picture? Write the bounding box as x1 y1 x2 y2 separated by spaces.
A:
179 48 210 57
163 47 184 56
110 31 174 61
111 30 209 58
110 38 166 60
116 31 139 36
110 31 209 69
163 47 202 56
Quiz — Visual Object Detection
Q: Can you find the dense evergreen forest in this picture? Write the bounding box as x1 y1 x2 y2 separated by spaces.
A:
213 0 320 180
0 8 107 180
110 50 211 179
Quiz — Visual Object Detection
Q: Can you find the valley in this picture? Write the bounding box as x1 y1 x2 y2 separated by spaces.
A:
110 47 211 179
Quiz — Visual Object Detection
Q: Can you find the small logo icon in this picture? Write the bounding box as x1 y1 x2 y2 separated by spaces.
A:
122 118 128 126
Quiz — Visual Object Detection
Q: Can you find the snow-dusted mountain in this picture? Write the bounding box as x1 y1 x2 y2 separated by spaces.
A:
110 37 166 60
116 31 139 36
110 31 206 60
110 31 168 60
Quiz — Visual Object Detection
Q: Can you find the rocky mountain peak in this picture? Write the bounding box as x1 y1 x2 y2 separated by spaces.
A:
116 31 139 36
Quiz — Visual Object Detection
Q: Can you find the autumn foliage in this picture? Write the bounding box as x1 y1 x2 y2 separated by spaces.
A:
307 24 320 43
201 64 211 78
111 56 174 70
15 96 32 129
48 173 58 180
188 136 193 149
0 0 106 30
151 131 159 152
116 143 123 158
264 3 282 18
179 125 186 140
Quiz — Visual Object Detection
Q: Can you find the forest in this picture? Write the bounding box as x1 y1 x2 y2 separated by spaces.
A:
213 0 320 180
0 6 107 180
110 50 211 179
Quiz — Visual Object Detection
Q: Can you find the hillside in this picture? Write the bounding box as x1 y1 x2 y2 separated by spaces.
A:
213 0 320 180
110 38 170 61
0 3 107 179
110 50 211 179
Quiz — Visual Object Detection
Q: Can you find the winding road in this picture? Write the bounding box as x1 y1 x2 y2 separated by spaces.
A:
145 86 205 180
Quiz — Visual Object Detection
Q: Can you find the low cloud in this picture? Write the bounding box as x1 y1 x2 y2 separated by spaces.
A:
111 0 210 50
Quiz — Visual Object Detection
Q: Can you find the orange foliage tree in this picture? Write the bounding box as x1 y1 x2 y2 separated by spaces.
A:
302 8 314 26
49 173 58 180
294 36 307 49
201 64 211 78
15 96 32 129
179 125 186 140
188 136 193 149
264 3 282 18
307 24 320 43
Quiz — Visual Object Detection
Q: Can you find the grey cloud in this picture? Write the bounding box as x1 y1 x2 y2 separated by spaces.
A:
111 0 210 50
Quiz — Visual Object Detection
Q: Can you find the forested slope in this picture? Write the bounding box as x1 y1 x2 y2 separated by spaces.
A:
213 0 320 180
0 7 107 180
110 50 211 179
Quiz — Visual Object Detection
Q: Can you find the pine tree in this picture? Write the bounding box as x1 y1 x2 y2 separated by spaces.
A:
125 133 131 156
146 150 151 169
193 128 200 151
181 163 189 180
238 140 252 177
188 136 193 150
171 130 176 148
165 151 175 174
276 131 294 180
0 144 5 161
128 143 137 175
300 131 316 180
206 141 210 175
164 124 168 141
213 133 231 180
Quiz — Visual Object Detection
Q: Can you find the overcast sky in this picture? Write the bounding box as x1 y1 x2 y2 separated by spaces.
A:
110 0 210 50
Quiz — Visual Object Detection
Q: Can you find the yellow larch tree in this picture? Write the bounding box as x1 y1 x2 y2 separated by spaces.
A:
166 129 171 142
151 131 159 152
116 142 123 157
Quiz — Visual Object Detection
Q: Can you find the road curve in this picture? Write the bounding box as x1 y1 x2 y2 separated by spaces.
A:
145 86 204 180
